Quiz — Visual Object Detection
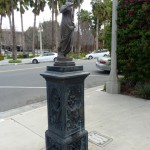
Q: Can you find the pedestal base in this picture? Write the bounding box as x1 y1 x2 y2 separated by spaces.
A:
41 65 89 150
45 130 88 150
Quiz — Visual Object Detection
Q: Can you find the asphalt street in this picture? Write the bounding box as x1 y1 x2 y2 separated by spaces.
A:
0 59 109 112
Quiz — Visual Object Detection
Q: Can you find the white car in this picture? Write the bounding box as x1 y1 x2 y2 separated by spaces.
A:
85 49 109 59
31 52 58 64
96 54 111 71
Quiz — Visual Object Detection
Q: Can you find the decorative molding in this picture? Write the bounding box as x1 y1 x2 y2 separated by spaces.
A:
47 137 62 150
67 136 87 150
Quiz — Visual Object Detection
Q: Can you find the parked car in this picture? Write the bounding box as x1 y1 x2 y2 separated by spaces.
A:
1 50 12 55
85 49 109 59
96 54 111 71
31 52 58 64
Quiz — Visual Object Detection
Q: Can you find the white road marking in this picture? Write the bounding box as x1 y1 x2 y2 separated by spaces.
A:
0 86 46 89
0 66 46 73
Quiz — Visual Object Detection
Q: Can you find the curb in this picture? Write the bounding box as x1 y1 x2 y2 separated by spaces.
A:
0 85 104 120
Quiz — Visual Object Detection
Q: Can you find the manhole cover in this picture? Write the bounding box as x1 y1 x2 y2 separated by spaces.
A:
88 131 112 147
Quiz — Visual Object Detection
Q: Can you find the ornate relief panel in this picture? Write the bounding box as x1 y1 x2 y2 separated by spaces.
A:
49 88 63 131
66 84 83 133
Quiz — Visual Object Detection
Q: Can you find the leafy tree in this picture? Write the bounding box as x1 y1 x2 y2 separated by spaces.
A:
42 20 60 50
24 27 38 51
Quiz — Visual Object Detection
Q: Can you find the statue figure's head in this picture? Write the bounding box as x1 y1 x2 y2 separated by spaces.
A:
67 0 74 2
65 0 74 6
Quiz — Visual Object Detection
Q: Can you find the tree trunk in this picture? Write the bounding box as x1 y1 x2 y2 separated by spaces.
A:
96 18 99 50
0 16 3 54
11 0 17 60
77 4 81 57
20 12 25 55
0 15 2 28
55 12 58 52
51 0 54 51
103 22 106 47
32 14 36 56
8 15 12 29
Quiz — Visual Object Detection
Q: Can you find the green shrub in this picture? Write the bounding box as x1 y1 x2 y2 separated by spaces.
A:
28 54 36 58
67 52 87 59
9 60 22 63
17 54 23 58
135 82 150 100
0 54 4 61
6 55 12 59
117 0 150 84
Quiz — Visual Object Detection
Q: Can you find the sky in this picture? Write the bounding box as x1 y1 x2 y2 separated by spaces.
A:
2 0 92 32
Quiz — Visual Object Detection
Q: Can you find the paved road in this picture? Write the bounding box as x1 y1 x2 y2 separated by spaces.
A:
0 59 109 112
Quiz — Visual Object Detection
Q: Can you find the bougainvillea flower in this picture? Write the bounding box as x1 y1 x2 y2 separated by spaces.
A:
128 10 134 15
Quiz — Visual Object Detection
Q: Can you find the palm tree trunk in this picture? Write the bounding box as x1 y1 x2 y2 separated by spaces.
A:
0 16 3 54
55 12 58 51
11 0 17 60
77 4 80 57
8 15 12 29
8 15 13 52
0 15 2 28
103 22 106 47
32 14 36 56
20 12 25 55
96 18 99 50
72 7 75 53
52 0 54 51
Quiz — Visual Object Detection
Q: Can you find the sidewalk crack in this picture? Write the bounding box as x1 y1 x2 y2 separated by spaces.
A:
11 118 45 139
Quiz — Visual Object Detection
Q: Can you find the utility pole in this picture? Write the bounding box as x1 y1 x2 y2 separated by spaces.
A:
106 0 120 94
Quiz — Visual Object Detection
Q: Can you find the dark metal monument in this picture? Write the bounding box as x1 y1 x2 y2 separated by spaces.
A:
41 0 89 149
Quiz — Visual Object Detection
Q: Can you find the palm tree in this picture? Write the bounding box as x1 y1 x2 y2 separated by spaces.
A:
5 0 13 31
103 0 112 22
91 0 107 50
73 0 84 54
48 0 63 51
79 9 93 52
0 1 7 28
18 0 29 56
0 15 3 54
102 0 112 47
0 1 7 54
2 0 17 58
47 0 55 50
47 0 84 52
11 0 17 60
30 0 46 56
54 0 59 51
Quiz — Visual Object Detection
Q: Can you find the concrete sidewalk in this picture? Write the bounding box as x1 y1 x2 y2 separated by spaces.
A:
0 86 150 150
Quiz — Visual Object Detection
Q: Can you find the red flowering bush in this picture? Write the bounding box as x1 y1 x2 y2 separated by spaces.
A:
117 0 150 92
